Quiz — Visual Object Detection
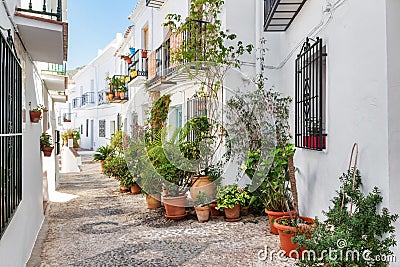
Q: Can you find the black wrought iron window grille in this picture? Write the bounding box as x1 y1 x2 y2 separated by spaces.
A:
1 31 23 239
186 94 208 142
295 37 327 151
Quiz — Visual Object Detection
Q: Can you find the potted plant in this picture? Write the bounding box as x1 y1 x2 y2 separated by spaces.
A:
293 163 398 265
29 103 47 123
303 117 326 149
40 132 54 157
194 191 212 222
273 215 315 258
129 47 136 55
119 87 127 100
216 184 250 222
121 55 132 64
93 145 114 172
141 50 147 58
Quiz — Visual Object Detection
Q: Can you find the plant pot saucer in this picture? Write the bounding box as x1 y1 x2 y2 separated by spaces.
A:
165 213 187 220
224 217 242 222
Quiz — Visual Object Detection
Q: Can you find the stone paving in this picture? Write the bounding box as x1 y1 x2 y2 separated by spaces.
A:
28 157 297 267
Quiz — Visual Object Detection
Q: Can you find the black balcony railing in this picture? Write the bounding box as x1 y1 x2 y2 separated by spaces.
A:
72 97 82 109
98 90 109 105
264 0 308 31
146 0 166 8
128 49 148 82
1 31 23 239
82 92 95 106
17 0 63 21
63 113 72 122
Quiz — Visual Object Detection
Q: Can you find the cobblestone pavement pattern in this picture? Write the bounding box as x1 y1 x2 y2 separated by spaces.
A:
28 155 297 267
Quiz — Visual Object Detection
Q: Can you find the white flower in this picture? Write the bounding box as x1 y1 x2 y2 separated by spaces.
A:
241 164 247 171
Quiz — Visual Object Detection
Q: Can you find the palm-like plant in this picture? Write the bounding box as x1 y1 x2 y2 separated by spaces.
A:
94 145 114 161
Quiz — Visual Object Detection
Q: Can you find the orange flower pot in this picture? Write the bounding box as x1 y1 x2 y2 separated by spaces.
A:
265 209 297 235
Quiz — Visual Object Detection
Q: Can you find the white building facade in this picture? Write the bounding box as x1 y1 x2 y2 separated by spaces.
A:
0 0 68 265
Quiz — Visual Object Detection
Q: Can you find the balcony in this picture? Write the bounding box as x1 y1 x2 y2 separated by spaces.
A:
63 113 72 122
106 75 129 104
15 0 68 64
81 92 95 106
264 0 308 32
128 49 148 84
72 97 82 109
98 90 109 105
41 63 67 91
50 91 67 103
146 0 166 8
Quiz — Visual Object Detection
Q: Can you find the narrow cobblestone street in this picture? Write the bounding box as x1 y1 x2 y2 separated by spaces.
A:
28 156 297 267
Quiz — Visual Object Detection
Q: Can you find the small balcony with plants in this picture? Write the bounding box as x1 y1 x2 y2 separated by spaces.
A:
127 49 148 84
15 0 68 64
105 75 130 104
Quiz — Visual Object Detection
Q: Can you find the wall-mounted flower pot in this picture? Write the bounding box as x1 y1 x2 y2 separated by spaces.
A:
141 50 148 58
125 58 132 64
303 135 326 149
129 48 136 54
42 146 54 157
30 111 42 123
120 92 125 99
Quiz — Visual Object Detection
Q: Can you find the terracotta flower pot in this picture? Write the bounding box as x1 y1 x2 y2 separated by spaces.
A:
120 92 125 99
224 204 241 222
130 183 141 194
195 205 210 222
30 111 42 123
163 195 187 220
209 200 221 216
146 194 161 209
120 185 130 193
99 160 105 172
141 50 147 58
190 175 216 202
274 216 315 258
42 146 54 157
115 91 120 99
265 209 296 235
241 206 250 216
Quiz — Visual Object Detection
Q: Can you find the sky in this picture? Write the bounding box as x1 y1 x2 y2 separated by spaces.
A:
67 0 139 70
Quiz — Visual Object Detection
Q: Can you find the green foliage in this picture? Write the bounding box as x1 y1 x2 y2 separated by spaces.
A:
195 191 212 207
30 103 48 112
250 144 295 211
103 156 137 186
293 168 398 267
216 184 251 209
147 94 171 139
40 132 53 147
93 145 114 161
106 75 129 92
110 130 130 154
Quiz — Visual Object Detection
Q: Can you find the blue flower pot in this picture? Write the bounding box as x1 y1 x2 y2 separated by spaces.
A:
129 48 136 54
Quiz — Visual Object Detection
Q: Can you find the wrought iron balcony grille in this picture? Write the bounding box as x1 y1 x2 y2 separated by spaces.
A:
98 90 109 105
128 49 148 82
264 0 307 31
0 31 23 239
17 0 63 21
146 0 166 8
186 94 208 142
295 37 327 150
72 97 82 109
81 92 95 106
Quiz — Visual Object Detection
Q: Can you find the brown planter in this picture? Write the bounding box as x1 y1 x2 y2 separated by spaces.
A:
115 91 120 99
209 200 221 216
141 50 147 58
146 194 161 209
42 146 54 157
99 160 105 172
190 175 216 202
130 183 141 194
224 204 241 222
241 206 250 216
195 205 210 222
30 111 42 123
163 195 187 220
274 216 315 258
120 92 125 99
120 185 130 193
265 209 296 235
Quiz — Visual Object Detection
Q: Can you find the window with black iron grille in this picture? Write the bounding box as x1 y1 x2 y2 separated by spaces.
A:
0 31 23 239
86 119 89 137
186 94 208 141
295 37 327 151
99 120 106 137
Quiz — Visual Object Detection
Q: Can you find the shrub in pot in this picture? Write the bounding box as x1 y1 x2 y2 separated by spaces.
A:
40 132 54 157
216 184 250 222
293 167 398 266
94 145 114 172
194 191 212 222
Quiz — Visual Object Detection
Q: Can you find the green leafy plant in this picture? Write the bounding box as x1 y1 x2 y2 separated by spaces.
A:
106 75 129 92
30 102 48 112
93 145 114 161
293 168 398 267
216 184 251 210
110 130 130 154
195 191 212 207
40 132 53 147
